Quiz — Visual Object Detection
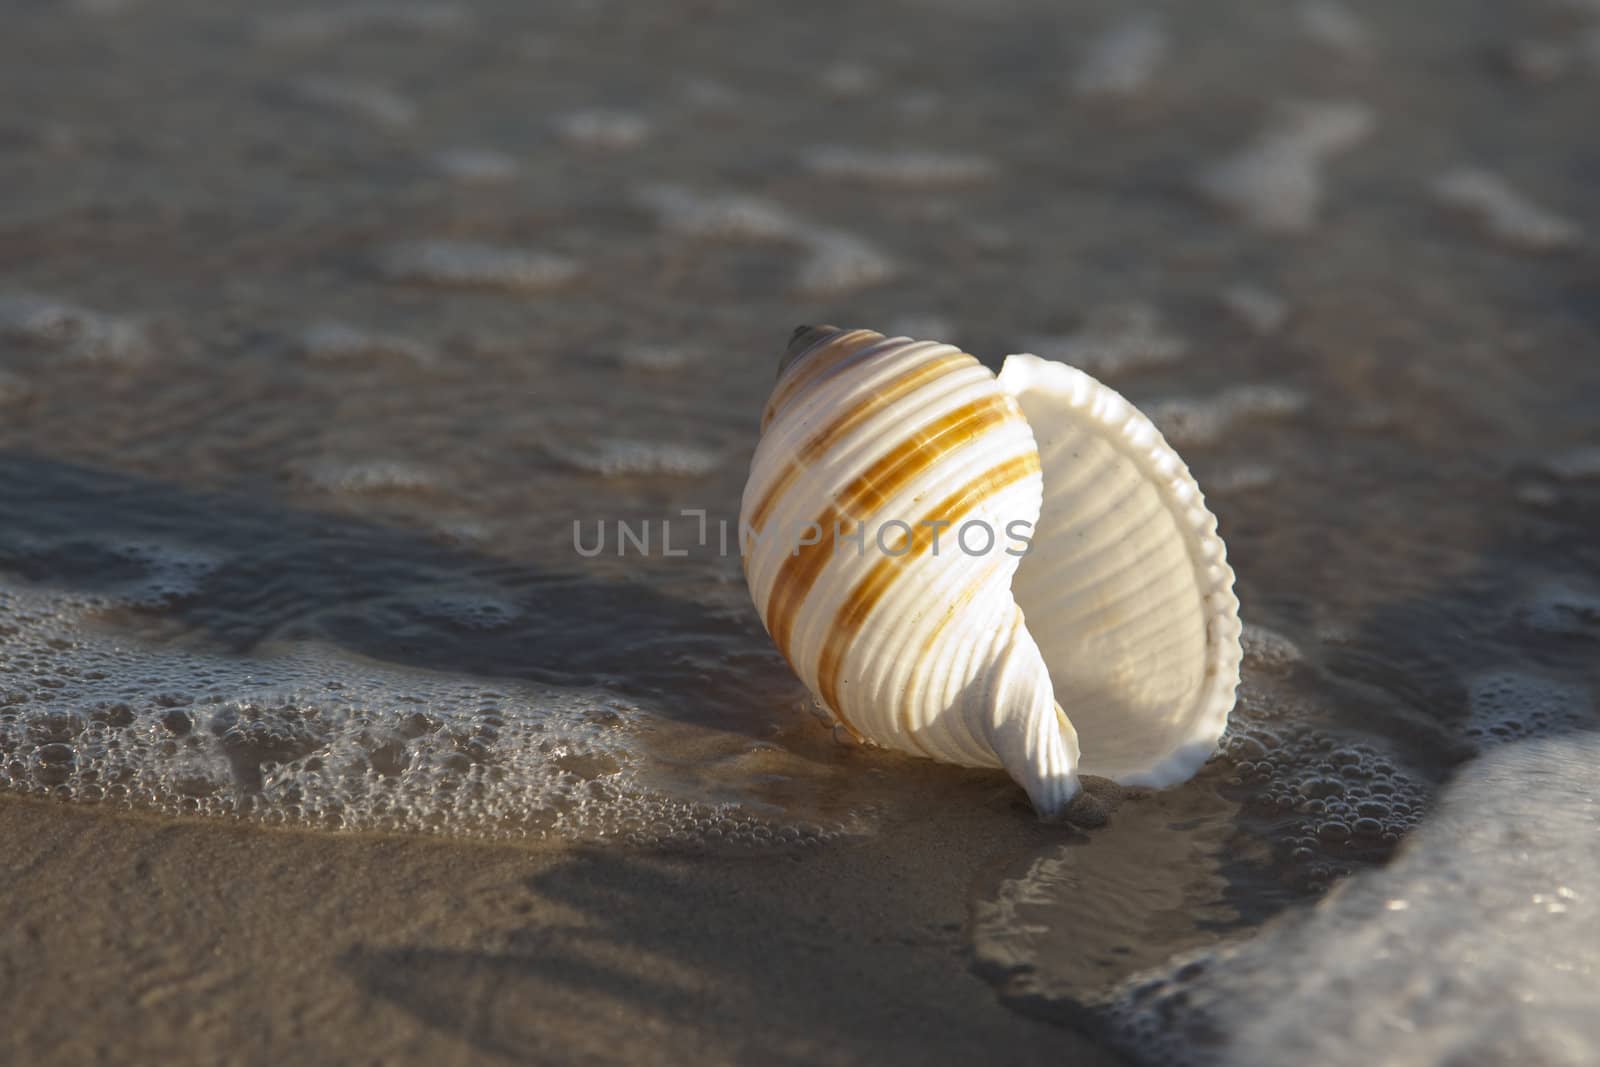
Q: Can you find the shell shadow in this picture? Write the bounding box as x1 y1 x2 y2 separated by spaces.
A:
339 845 1129 1067
0 450 797 741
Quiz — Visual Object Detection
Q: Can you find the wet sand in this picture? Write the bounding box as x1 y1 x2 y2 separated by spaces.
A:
1 793 1124 1066
4 0 1599 1062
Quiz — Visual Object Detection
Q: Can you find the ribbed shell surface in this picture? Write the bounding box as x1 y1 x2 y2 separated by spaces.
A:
740 326 1242 816
999 354 1242 788
740 329 1047 766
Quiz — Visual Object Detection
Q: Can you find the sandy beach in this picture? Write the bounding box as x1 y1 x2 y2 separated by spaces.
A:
3 0 1598 1062
2 793 1125 1066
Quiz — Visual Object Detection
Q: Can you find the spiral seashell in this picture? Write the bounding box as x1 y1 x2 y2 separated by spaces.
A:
740 326 1242 816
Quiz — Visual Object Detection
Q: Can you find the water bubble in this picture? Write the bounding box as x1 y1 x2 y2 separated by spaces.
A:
378 241 581 292
555 109 651 151
1195 100 1375 232
1072 14 1169 99
1019 303 1188 377
794 231 896 295
0 582 845 846
805 146 996 187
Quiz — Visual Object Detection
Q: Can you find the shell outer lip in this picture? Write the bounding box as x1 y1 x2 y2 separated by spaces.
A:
997 351 1243 789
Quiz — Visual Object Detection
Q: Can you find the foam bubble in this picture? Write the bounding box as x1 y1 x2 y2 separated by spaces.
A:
378 241 581 291
1072 14 1169 99
1197 149 1322 232
295 458 441 494
1205 462 1278 493
107 540 227 608
1465 670 1594 749
1143 384 1308 447
1431 168 1582 253
1107 736 1600 1067
984 657 1427 1010
301 321 431 364
0 584 614 837
806 146 997 187
634 185 800 241
1241 624 1305 671
1269 100 1377 157
819 62 880 98
794 231 896 295
0 582 854 846
1543 446 1600 480
1 534 225 611
1196 100 1375 232
973 699 1436 1024
1019 303 1187 376
0 292 152 365
1519 582 1600 639
1219 284 1290 336
1297 1 1374 61
408 592 522 632
546 438 721 478
290 76 416 128
555 109 651 151
1221 716 1427 888
633 188 896 295
431 148 519 183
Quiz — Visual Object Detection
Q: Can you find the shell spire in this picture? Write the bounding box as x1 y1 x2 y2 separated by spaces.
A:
740 326 1240 816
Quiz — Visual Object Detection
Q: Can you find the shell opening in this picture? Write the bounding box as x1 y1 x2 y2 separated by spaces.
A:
998 353 1242 788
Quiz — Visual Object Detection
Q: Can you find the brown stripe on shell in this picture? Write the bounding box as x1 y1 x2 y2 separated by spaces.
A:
746 349 975 536
815 452 1042 726
761 328 884 432
763 392 1025 695
918 552 1013 652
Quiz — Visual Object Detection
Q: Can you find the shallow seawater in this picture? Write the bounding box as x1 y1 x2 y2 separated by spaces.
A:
2 0 1598 1061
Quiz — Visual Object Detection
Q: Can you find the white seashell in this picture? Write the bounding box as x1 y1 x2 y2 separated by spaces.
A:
739 326 1242 816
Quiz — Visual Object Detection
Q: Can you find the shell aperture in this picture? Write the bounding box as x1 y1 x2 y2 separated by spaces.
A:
739 327 1241 816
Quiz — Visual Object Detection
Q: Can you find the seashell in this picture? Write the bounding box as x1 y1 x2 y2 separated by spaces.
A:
739 326 1241 816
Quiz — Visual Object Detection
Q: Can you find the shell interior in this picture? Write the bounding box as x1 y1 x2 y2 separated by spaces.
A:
998 353 1241 788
